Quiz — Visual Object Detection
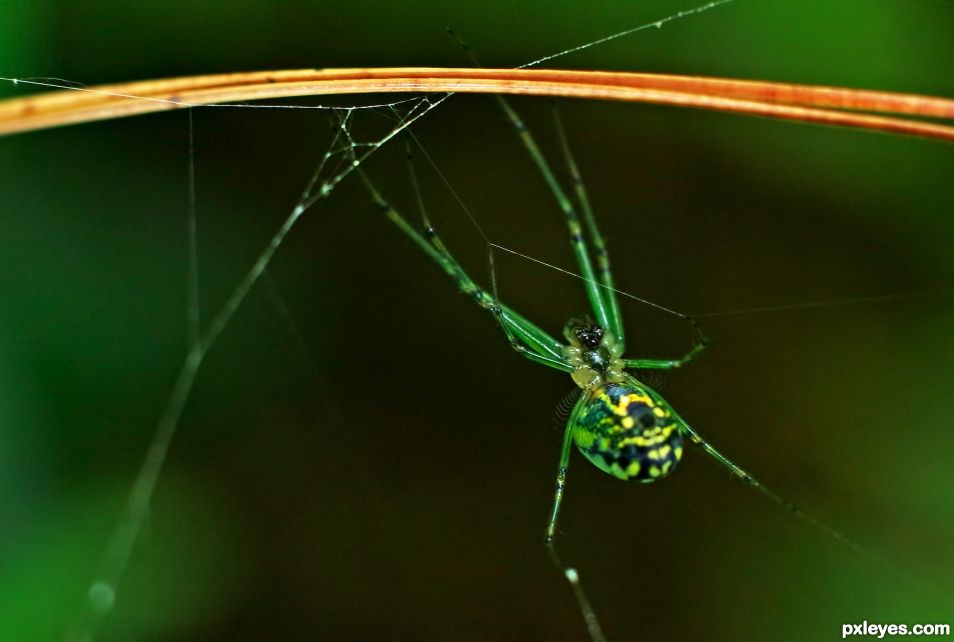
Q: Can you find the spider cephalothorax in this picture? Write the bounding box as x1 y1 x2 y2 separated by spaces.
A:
562 319 626 389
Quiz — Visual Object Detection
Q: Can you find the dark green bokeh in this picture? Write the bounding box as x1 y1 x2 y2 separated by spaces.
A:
1 1 952 640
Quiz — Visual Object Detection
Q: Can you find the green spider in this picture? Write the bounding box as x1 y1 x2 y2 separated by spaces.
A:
356 97 805 549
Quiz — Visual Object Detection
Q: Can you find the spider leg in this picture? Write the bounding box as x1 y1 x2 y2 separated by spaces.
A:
545 390 589 542
546 544 606 642
492 95 614 340
358 169 571 372
625 341 707 370
542 390 608 642
625 316 709 369
674 410 902 574
552 106 624 348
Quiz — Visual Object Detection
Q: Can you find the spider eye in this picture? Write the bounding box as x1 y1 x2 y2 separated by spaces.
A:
574 324 604 348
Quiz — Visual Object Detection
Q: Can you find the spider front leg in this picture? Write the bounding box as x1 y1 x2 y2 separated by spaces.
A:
357 168 572 373
552 106 624 347
496 306 574 371
492 97 622 343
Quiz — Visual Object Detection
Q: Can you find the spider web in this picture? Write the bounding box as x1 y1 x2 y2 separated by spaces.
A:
1 1 953 640
69 91 451 640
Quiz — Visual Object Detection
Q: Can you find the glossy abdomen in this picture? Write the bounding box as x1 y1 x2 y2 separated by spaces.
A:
572 382 683 482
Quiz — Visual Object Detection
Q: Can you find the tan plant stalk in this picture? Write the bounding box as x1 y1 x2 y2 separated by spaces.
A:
1 68 953 141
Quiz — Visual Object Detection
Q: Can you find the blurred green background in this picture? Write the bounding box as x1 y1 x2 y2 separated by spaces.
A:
1 1 952 640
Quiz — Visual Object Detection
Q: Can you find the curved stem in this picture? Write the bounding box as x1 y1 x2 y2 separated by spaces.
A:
2 68 954 141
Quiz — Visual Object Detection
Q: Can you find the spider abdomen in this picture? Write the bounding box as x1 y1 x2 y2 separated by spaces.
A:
572 382 683 482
